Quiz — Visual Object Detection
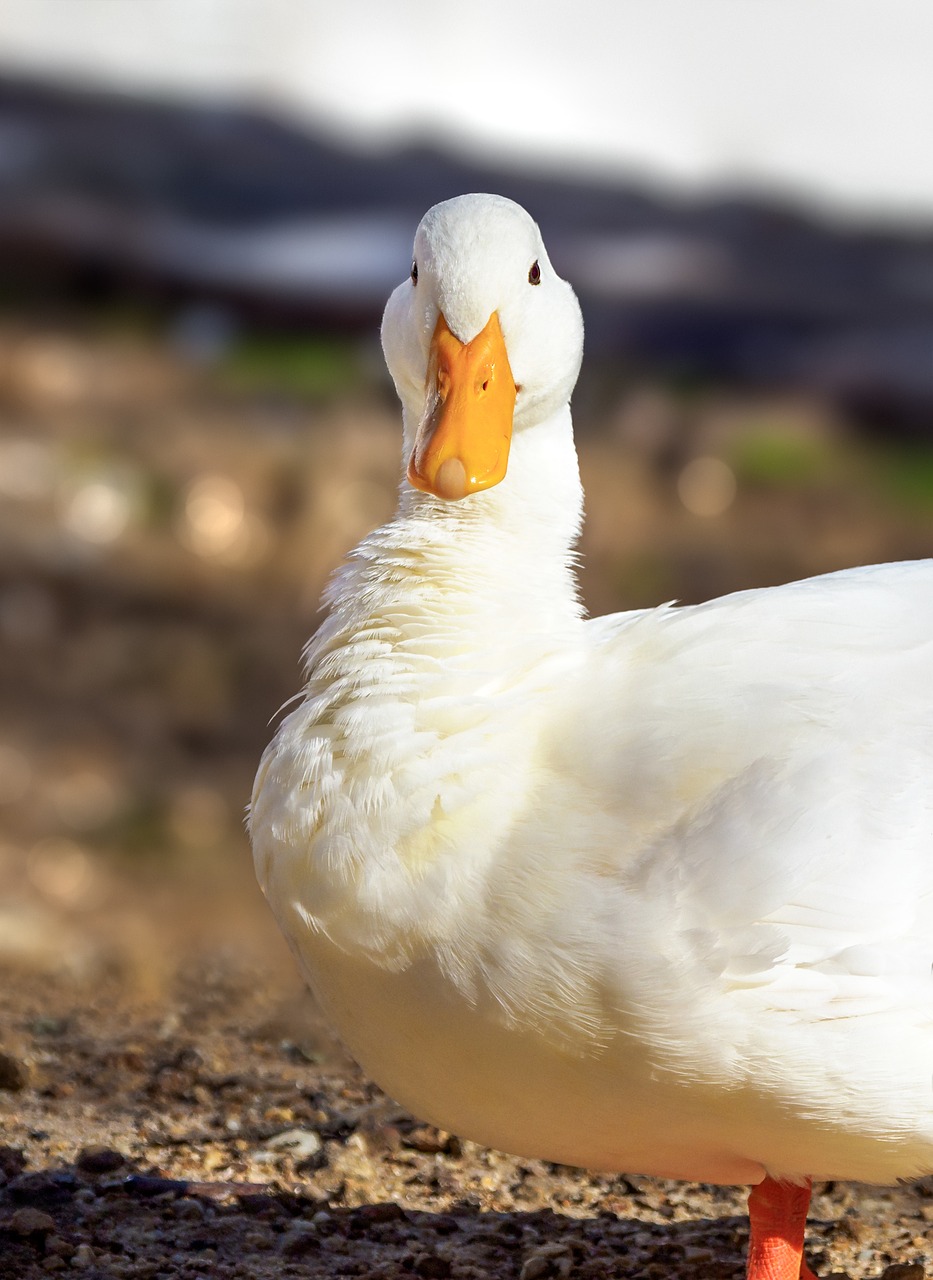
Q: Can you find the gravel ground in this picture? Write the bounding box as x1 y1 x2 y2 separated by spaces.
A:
1 924 931 1280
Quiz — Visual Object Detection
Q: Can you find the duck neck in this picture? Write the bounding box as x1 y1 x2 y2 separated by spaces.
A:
358 406 585 638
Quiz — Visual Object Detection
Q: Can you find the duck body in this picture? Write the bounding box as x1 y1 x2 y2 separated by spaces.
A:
251 195 933 1214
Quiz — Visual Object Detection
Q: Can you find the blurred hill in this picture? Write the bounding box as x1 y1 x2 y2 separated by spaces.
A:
2 75 933 429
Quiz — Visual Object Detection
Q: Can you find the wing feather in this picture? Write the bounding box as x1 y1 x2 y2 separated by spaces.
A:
565 560 933 1010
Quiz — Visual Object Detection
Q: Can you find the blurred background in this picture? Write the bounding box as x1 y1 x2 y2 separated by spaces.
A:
0 0 931 986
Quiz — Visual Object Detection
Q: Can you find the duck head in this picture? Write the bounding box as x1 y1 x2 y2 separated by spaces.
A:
382 194 584 501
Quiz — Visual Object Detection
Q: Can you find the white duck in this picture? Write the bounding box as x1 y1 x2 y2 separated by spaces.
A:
251 193 933 1280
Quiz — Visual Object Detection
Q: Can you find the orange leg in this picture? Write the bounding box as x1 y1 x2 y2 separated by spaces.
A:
746 1176 815 1280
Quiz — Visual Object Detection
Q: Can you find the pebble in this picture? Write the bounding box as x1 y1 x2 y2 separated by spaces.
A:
0 1050 29 1091
279 1226 321 1258
414 1255 452 1279
173 1197 207 1220
9 1206 56 1235
519 1243 574 1280
682 1245 714 1263
8 1170 78 1205
353 1201 408 1224
70 1244 97 1268
431 1214 462 1236
404 1126 462 1156
259 1126 322 1167
519 1257 552 1280
0 1144 27 1181
76 1145 125 1174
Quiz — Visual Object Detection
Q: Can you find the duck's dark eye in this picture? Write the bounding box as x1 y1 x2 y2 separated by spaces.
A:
411 260 418 285
528 260 541 285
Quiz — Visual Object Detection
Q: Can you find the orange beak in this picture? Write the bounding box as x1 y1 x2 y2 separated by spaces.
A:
407 311 517 501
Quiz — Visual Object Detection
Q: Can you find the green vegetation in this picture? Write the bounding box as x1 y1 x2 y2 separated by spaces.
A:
728 429 834 489
220 335 365 399
726 424 933 516
878 446 933 512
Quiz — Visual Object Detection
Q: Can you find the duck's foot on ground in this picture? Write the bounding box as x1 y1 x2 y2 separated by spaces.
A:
746 1175 814 1280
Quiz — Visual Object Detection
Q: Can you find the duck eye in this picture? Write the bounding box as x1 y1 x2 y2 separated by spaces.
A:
528 260 541 285
411 260 418 285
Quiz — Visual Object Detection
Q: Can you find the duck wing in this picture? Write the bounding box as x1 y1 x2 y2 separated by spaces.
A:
562 561 933 1021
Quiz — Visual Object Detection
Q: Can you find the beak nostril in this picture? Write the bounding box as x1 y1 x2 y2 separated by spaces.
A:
482 379 489 392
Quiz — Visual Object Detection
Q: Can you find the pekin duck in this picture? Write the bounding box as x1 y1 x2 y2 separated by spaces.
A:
251 193 933 1280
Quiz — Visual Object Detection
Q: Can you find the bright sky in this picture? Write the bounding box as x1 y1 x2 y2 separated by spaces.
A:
1 0 932 224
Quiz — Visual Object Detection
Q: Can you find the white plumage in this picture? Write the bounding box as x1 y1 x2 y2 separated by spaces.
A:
251 195 933 1206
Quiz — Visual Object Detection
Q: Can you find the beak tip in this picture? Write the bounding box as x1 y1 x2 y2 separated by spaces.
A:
407 453 469 501
434 457 468 501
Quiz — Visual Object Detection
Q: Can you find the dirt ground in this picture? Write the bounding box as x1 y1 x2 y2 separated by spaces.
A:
1 869 932 1280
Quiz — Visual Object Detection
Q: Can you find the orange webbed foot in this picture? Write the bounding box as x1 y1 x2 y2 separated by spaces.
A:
746 1175 813 1280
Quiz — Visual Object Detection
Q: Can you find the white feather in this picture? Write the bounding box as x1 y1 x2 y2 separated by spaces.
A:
251 194 933 1188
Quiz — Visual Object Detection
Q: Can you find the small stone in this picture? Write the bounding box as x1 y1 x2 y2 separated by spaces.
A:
70 1243 96 1268
123 1174 187 1198
76 1145 125 1175
279 1227 321 1258
45 1236 75 1258
519 1244 574 1280
355 1123 402 1156
9 1206 56 1236
262 1106 295 1125
404 1126 461 1156
431 1214 462 1236
520 1257 551 1280
682 1246 713 1263
172 1198 206 1221
262 1128 322 1160
8 1170 77 1205
237 1192 278 1215
414 1255 452 1279
0 1145 27 1182
837 1214 866 1243
201 1149 229 1173
0 1051 29 1091
353 1201 407 1224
